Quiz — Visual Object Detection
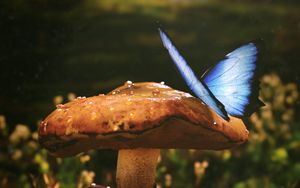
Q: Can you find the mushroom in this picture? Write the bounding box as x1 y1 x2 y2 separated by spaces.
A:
38 81 249 188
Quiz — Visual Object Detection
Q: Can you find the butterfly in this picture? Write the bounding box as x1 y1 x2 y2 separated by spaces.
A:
159 28 263 121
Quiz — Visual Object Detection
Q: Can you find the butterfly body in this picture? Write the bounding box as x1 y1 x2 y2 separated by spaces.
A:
159 28 263 121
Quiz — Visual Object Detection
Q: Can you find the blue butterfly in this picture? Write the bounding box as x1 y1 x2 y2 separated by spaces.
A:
159 28 263 121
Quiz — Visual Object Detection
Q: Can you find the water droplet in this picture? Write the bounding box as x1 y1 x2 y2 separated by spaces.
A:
98 94 105 96
112 90 120 95
66 116 73 125
152 89 160 96
213 122 217 125
160 81 165 85
56 104 69 112
91 183 96 187
91 112 97 120
56 104 65 109
112 125 119 131
124 80 134 88
76 96 86 100
41 121 48 132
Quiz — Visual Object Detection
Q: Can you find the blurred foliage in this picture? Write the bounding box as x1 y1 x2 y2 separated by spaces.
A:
1 72 299 187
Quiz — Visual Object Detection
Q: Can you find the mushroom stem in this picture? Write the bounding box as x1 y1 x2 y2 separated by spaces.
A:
116 149 160 188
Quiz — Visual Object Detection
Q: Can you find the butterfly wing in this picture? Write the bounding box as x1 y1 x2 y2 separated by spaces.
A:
202 43 261 117
159 28 229 120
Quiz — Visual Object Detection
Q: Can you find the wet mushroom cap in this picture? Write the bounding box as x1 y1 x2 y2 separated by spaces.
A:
38 82 249 157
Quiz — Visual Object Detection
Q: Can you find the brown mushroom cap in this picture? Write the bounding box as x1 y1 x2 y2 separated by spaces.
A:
38 82 249 157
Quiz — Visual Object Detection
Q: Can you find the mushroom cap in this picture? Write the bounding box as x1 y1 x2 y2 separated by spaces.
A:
38 82 249 157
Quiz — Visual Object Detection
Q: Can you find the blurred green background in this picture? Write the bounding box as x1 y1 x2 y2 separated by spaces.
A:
0 0 299 187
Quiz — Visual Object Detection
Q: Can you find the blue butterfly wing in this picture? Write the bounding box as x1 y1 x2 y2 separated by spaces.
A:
159 28 229 120
202 43 258 117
